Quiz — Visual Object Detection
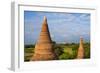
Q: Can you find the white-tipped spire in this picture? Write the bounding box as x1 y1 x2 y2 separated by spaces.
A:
44 16 47 20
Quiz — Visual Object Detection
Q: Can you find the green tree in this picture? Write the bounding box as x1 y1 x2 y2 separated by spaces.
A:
59 52 71 59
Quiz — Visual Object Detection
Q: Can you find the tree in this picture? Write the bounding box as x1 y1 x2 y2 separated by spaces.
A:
52 41 64 58
59 52 71 59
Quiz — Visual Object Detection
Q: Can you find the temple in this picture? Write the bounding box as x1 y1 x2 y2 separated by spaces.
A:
31 16 56 61
77 37 84 59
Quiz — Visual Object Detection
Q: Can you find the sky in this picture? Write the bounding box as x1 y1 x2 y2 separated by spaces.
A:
24 11 90 45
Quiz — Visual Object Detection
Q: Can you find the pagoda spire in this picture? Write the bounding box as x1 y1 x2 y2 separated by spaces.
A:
77 37 84 59
31 16 56 61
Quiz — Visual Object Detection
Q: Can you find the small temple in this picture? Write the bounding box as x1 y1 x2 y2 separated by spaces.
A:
77 37 84 59
31 16 56 61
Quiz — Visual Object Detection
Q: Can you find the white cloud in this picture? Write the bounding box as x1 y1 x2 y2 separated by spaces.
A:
79 14 90 21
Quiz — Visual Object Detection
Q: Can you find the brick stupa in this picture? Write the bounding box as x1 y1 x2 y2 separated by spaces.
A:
77 37 84 59
31 16 56 61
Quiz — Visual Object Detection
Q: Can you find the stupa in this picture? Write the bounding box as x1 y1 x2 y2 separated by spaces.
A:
77 37 84 59
31 16 56 61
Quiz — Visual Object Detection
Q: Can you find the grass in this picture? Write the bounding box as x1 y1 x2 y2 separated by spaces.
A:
24 43 90 61
24 48 34 61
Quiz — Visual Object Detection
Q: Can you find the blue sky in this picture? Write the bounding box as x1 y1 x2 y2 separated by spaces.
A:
24 11 90 45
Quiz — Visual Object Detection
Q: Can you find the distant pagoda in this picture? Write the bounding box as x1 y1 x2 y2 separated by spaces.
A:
77 37 84 59
31 16 56 61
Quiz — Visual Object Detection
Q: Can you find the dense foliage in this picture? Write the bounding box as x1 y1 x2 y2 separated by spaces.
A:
24 42 90 61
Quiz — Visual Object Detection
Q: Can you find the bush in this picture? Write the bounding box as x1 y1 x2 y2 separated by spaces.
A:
59 52 75 60
54 48 64 57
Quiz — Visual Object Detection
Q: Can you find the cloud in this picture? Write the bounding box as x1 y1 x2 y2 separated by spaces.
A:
24 11 90 44
79 14 90 20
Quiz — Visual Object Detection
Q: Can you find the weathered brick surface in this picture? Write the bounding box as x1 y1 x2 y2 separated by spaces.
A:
77 37 84 59
31 16 56 61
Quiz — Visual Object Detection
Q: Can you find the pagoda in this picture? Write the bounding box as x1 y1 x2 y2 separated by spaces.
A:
77 37 84 59
31 16 56 61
